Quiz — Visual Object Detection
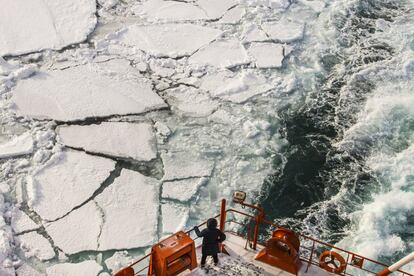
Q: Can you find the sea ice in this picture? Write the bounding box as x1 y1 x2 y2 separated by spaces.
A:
139 0 209 21
189 39 250 68
45 201 102 255
197 0 238 19
11 64 166 122
162 178 208 202
162 152 214 181
262 19 305 43
241 24 269 43
15 264 43 276
120 24 222 58
161 202 189 234
248 43 285 68
11 209 39 234
220 6 246 24
164 86 218 117
28 150 115 221
201 70 274 103
105 251 134 274
46 260 103 276
0 0 96 56
17 232 55 261
96 169 159 251
57 122 157 161
0 133 33 159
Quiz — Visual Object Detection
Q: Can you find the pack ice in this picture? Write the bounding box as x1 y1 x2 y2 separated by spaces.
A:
0 0 96 56
11 63 166 122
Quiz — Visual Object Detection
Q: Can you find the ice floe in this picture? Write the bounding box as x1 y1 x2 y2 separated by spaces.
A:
105 251 134 274
11 209 39 234
162 152 214 181
46 260 103 276
164 86 218 117
15 263 43 276
161 202 189 234
95 169 159 251
189 39 250 68
242 24 269 43
200 70 274 103
0 0 96 56
28 150 115 221
138 0 209 21
17 232 55 261
120 24 222 58
0 133 33 159
198 0 238 19
57 122 157 161
45 201 102 255
219 6 246 24
11 64 166 122
262 19 305 43
162 178 208 202
248 43 288 68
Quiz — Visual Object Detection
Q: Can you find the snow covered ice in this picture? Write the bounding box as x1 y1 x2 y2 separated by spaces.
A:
0 0 97 56
0 132 33 159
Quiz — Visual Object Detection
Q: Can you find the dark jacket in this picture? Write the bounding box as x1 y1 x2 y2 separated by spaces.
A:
194 218 226 255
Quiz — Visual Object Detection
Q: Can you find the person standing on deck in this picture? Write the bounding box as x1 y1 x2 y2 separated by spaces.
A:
194 218 226 267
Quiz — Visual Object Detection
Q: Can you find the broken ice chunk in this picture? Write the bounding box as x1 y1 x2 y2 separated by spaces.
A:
105 251 134 274
28 150 115 221
197 0 238 19
165 86 218 117
120 24 222 58
162 178 208 202
189 39 250 68
0 133 33 159
162 152 214 181
18 232 55 261
138 0 209 21
11 64 166 122
46 260 103 276
219 6 246 24
0 0 97 56
45 201 102 254
11 209 39 234
242 24 269 43
16 263 44 276
262 19 305 43
161 202 189 234
96 169 159 251
201 70 274 103
57 122 157 161
248 43 285 68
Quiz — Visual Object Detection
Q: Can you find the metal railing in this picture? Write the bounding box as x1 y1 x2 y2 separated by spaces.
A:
121 207 413 276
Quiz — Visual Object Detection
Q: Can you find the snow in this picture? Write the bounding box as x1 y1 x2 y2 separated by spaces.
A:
57 122 157 161
45 201 102 255
164 86 218 117
11 209 39 234
17 232 55 261
0 0 96 56
161 202 189 234
28 150 115 221
248 43 286 68
200 70 274 103
162 178 208 202
11 64 166 122
120 24 222 58
189 39 250 68
242 24 269 43
0 133 33 159
262 20 305 43
162 152 215 181
95 169 159 251
46 260 103 276
104 251 134 274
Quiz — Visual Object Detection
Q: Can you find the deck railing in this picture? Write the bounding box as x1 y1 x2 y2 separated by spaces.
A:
120 205 413 276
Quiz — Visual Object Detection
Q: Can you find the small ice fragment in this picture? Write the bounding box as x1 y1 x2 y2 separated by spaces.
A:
138 0 208 21
162 152 214 181
18 232 55 261
262 19 305 43
220 6 245 24
105 251 134 274
11 209 39 234
46 260 103 276
248 43 285 68
197 0 238 19
16 263 44 276
161 202 189 234
162 178 208 202
0 133 33 159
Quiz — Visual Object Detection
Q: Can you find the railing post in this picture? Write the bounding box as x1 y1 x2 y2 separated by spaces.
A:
252 208 264 250
219 199 226 232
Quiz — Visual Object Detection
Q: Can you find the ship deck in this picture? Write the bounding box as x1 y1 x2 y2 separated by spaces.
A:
183 232 334 276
